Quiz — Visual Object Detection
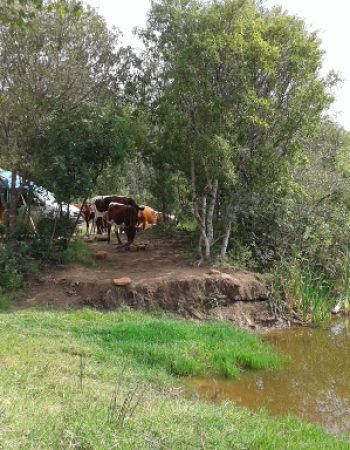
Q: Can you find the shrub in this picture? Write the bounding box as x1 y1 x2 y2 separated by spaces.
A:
60 239 94 266
0 247 25 290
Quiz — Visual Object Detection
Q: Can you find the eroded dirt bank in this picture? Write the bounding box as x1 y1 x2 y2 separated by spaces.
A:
18 232 283 329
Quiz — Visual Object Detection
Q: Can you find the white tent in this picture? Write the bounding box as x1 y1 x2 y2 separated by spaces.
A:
0 167 81 221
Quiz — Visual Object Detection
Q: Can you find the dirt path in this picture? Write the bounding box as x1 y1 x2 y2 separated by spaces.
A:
18 230 282 328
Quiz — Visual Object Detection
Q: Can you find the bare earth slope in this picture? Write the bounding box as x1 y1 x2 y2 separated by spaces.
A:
18 231 281 329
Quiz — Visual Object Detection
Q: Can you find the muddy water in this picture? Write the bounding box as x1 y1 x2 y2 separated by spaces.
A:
185 319 350 434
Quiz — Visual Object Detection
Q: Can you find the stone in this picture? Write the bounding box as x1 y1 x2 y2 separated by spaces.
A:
95 251 108 259
208 268 221 275
95 236 108 241
221 273 233 280
331 303 342 314
113 277 132 286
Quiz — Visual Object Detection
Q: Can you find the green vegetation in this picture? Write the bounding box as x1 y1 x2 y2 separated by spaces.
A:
339 247 350 315
0 290 17 310
0 0 349 445
0 0 349 322
142 0 333 263
273 261 334 326
60 238 94 266
0 237 92 310
0 308 348 449
83 314 284 377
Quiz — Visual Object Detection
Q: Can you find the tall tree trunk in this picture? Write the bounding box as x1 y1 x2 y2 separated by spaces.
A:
191 155 220 262
207 179 218 247
8 168 17 230
220 219 233 260
201 194 211 261
219 198 236 260
191 155 207 261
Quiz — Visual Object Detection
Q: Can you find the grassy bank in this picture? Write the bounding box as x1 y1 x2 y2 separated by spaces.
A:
0 309 348 449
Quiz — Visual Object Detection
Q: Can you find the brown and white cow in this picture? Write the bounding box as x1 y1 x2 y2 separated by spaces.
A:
107 202 141 246
91 195 141 234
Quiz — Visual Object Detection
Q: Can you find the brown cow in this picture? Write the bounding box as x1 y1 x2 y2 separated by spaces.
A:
107 202 141 247
81 203 95 233
91 195 142 234
137 205 158 230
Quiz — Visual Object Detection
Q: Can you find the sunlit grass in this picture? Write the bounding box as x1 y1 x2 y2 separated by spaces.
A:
0 309 348 449
3 308 283 378
85 315 283 377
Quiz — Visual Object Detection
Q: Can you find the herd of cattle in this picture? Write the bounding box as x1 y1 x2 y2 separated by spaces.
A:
77 195 174 247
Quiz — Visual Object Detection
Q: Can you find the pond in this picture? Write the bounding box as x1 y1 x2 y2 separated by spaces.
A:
185 318 350 435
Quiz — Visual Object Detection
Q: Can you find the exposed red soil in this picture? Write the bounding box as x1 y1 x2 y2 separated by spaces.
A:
18 230 284 329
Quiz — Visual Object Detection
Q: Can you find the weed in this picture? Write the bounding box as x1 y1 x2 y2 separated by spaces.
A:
273 260 335 325
108 380 146 426
298 275 331 325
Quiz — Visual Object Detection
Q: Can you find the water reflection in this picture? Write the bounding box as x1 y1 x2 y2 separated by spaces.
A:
185 319 350 434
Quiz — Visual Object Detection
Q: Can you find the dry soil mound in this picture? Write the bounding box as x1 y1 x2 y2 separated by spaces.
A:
19 232 282 329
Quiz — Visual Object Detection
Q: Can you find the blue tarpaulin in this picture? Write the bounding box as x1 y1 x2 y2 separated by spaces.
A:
0 168 22 189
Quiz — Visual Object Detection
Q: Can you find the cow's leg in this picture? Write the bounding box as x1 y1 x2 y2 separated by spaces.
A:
90 204 97 235
92 216 96 235
115 225 123 245
107 223 111 243
86 219 89 234
96 217 102 234
125 227 136 249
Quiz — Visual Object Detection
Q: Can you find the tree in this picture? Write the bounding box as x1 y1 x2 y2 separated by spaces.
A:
31 105 138 208
0 0 128 227
0 0 43 27
142 0 334 262
279 118 350 278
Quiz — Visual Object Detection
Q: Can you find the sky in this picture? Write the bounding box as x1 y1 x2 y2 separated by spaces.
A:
85 0 350 131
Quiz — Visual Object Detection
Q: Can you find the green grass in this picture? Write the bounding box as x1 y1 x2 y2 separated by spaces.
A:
85 314 285 377
3 309 283 378
60 238 95 266
0 309 348 449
